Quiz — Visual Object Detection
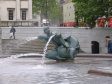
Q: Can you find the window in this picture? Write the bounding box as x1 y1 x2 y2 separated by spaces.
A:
22 10 26 20
9 10 13 20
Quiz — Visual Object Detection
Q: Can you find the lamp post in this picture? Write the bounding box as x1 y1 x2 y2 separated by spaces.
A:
75 6 79 27
45 0 49 26
46 0 48 20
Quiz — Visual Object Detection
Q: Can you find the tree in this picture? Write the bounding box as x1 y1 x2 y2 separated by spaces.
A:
32 0 62 26
72 0 112 28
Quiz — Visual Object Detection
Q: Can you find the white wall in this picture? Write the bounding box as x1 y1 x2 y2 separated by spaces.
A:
0 0 16 21
1 27 111 54
0 0 32 21
0 28 2 54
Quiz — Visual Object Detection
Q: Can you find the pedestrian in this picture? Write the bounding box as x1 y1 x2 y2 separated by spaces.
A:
106 36 112 54
105 21 108 27
10 26 16 39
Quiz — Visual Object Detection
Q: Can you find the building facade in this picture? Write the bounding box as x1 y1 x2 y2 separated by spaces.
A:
0 0 32 27
63 0 76 27
65 0 72 4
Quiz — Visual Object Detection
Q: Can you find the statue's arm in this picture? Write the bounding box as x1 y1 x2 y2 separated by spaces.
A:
60 38 69 48
38 36 49 42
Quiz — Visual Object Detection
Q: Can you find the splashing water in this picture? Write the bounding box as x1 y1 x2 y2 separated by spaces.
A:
41 34 55 64
0 35 55 67
11 53 43 59
0 53 43 64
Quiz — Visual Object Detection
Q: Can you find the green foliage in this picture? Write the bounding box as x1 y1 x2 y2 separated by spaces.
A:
72 0 112 28
32 0 62 25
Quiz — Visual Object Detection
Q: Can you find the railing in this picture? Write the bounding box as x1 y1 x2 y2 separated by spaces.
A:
0 21 39 27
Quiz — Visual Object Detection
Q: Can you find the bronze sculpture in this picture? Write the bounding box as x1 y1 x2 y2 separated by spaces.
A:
39 27 80 61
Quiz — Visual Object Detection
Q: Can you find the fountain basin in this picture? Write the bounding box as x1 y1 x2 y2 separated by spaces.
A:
0 57 112 84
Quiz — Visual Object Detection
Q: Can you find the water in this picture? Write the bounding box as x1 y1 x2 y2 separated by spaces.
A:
0 35 56 76
1 36 112 84
0 57 112 84
0 35 55 65
42 34 55 64
0 53 43 64
12 35 55 64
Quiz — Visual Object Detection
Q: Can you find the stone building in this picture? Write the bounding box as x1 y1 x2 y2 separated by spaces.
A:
0 0 32 27
63 0 76 26
65 0 72 4
63 1 75 23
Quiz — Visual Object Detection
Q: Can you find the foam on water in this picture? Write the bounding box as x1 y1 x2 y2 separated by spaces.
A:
32 65 46 70
11 53 43 58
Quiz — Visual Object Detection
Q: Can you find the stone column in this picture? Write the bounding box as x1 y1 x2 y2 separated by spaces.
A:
16 0 20 20
0 8 1 20
0 28 2 56
28 0 32 20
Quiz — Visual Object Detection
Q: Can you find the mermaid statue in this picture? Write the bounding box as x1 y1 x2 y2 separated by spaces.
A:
38 26 80 61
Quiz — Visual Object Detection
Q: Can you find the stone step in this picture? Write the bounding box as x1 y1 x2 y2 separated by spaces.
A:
18 45 54 49
20 42 52 46
8 47 52 53
24 40 45 44
4 44 54 51
2 39 55 55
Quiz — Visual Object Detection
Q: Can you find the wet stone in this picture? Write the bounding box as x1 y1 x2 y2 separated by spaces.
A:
0 57 112 84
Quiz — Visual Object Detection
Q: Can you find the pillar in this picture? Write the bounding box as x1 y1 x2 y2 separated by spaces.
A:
16 0 20 20
0 28 2 56
28 0 32 20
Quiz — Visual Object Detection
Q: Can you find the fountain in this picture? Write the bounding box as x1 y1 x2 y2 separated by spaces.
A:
0 27 112 84
1 26 80 63
42 34 55 64
39 26 80 61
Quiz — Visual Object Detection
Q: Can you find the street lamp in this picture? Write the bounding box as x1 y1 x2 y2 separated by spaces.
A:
75 6 79 27
45 0 49 26
46 0 48 20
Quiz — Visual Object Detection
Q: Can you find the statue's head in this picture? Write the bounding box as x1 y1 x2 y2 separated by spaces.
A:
67 36 71 39
44 26 50 34
65 36 71 42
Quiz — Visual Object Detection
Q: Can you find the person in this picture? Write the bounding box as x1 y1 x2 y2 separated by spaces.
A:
10 26 16 39
105 21 108 27
106 36 112 54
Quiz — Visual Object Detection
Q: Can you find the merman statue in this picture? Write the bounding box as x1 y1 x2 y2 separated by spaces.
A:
38 26 80 61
